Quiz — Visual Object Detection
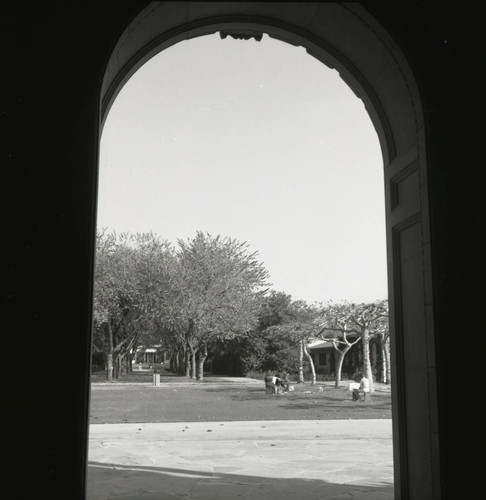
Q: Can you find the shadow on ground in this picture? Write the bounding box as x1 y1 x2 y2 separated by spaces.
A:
228 389 390 405
87 461 394 500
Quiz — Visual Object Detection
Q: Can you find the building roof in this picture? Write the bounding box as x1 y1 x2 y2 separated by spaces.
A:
307 339 334 350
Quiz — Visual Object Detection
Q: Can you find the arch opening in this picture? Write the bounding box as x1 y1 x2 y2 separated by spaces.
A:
93 4 439 499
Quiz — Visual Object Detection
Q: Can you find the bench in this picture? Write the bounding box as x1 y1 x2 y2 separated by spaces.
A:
349 382 370 401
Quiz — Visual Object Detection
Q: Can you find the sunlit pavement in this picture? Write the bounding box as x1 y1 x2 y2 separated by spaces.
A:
87 419 394 500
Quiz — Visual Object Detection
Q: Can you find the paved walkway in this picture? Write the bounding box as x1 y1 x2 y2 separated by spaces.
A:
87 419 394 500
91 376 265 388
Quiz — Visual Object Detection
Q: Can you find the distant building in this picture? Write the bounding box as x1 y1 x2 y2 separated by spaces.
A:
306 339 335 374
134 345 166 365
307 337 384 379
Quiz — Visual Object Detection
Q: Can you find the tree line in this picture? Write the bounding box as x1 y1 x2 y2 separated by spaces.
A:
92 230 389 390
227 291 389 392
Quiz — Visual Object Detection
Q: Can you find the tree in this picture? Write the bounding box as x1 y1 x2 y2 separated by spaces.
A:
171 232 270 380
239 291 295 375
316 302 362 388
352 300 388 392
92 231 139 381
279 300 320 384
92 231 174 380
317 300 389 390
243 294 320 383
375 322 391 383
256 291 295 330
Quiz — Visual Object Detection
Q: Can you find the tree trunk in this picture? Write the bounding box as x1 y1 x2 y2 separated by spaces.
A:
384 336 391 384
334 349 345 388
302 342 316 385
185 349 191 377
191 351 197 379
106 353 113 381
119 354 125 377
119 354 124 377
106 323 114 382
298 340 304 383
361 329 374 392
333 344 353 388
371 340 377 374
115 354 123 379
197 343 208 381
187 321 197 379
178 350 185 374
379 336 386 383
188 343 197 379
126 338 137 374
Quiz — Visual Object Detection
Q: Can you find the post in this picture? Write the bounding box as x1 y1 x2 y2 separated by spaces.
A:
153 370 160 386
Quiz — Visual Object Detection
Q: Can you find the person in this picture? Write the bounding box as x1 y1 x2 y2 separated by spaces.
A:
276 372 290 392
264 371 277 395
275 372 286 393
359 373 371 401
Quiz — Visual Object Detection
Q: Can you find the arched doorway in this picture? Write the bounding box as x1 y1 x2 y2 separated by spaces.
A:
98 4 439 498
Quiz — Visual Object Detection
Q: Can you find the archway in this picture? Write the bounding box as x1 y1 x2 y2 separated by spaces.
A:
99 3 439 498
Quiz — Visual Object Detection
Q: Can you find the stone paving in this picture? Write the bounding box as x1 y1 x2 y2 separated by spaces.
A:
87 419 394 500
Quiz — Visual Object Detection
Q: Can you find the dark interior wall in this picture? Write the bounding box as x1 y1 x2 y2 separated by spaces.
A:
3 2 145 497
365 4 485 496
3 2 484 498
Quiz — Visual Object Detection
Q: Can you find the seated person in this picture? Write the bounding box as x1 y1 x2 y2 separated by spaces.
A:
275 372 290 392
265 371 277 394
358 373 371 401
351 384 360 401
350 373 370 401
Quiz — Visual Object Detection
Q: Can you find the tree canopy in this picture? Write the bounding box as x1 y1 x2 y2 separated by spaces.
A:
92 230 270 380
92 230 389 386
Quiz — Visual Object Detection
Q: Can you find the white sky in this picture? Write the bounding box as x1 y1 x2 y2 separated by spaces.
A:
97 33 387 305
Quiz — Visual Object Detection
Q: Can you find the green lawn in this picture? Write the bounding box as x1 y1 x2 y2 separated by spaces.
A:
89 368 392 424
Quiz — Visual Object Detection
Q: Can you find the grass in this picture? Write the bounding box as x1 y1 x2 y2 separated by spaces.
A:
89 366 392 424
